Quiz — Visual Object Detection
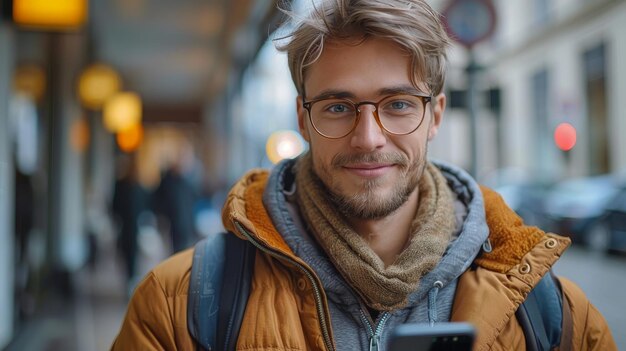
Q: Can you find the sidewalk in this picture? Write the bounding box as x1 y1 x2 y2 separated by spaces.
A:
5 230 169 351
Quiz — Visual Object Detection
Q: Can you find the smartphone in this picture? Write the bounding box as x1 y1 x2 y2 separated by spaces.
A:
387 322 476 351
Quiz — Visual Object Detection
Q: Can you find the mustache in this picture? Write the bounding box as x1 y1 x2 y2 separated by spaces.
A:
331 152 409 168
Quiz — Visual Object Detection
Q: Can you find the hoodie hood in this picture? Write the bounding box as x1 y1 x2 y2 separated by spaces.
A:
255 159 489 312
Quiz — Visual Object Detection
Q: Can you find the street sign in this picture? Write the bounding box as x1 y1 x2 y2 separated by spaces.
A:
442 0 497 48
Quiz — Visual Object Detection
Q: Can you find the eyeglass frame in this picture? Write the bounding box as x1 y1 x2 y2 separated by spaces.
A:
301 93 433 139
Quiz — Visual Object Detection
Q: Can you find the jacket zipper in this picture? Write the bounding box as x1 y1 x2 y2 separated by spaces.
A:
359 309 391 351
234 221 335 351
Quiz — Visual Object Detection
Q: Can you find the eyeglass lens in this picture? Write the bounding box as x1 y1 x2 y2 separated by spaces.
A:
308 94 426 138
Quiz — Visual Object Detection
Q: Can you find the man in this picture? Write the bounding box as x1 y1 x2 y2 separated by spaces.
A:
112 0 616 350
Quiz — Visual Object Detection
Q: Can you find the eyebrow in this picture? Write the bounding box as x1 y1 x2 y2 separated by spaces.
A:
308 89 356 101
378 85 428 96
307 85 428 101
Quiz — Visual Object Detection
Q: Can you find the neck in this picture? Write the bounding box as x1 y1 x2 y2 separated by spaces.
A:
347 189 420 267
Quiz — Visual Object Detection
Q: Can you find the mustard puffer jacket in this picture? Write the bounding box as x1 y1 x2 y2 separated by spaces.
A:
112 170 616 351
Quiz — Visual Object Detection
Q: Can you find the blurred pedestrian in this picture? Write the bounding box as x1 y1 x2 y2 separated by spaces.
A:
152 161 197 253
112 154 149 291
14 167 34 320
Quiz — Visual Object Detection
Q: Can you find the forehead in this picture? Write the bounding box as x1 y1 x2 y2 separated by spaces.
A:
303 38 418 97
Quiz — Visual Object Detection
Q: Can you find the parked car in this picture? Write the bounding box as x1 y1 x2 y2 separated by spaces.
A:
484 168 554 228
605 187 626 255
495 182 554 228
543 175 621 250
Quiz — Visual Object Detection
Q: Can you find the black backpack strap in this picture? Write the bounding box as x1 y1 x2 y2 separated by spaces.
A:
516 270 564 351
553 273 573 351
188 234 226 350
217 234 256 351
187 233 256 351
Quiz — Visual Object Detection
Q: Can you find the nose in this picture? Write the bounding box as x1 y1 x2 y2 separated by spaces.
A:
349 105 387 151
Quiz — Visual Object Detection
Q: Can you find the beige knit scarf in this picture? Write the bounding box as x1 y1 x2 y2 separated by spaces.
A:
295 154 456 311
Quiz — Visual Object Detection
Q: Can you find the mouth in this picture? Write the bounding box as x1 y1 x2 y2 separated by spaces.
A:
342 163 395 178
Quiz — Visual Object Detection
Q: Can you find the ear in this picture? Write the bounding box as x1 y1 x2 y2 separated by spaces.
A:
427 93 446 141
296 95 311 142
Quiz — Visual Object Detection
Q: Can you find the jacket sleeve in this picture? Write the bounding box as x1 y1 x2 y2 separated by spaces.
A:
111 272 179 351
559 277 617 351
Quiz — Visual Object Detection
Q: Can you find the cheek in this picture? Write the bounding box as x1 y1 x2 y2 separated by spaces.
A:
309 137 342 167
393 133 428 161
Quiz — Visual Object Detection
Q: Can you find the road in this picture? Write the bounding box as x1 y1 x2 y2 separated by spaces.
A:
553 245 626 348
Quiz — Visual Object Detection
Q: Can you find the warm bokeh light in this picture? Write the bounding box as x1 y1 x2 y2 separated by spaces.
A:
116 124 144 153
13 0 88 29
13 64 46 101
103 92 142 133
554 122 577 151
266 130 305 164
69 117 90 153
77 64 122 110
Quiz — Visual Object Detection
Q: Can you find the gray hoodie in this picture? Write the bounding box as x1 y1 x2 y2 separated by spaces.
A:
263 158 490 351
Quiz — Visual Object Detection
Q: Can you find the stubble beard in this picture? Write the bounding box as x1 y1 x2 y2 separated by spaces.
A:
312 149 427 220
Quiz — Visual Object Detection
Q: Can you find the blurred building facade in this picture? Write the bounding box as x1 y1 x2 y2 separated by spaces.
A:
492 0 626 179
433 0 626 181
0 1 284 348
1 21 16 349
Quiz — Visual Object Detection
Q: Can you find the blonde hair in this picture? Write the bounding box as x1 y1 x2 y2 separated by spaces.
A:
276 0 451 97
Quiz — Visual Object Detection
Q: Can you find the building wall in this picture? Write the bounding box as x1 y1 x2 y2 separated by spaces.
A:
0 23 15 349
484 0 626 178
608 5 626 172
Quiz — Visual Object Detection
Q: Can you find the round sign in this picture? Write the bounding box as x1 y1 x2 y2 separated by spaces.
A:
442 0 497 48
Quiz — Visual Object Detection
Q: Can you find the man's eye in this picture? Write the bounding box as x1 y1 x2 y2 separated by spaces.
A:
328 104 351 113
389 101 409 109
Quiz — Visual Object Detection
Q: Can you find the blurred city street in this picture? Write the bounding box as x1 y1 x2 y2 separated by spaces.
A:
554 247 626 348
5 231 168 351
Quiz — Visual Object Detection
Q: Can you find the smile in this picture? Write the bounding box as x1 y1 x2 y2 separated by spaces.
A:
342 163 395 178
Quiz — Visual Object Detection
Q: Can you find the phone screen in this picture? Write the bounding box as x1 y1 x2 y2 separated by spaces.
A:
388 322 475 351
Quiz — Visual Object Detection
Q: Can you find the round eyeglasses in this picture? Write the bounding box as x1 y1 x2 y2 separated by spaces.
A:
302 93 432 139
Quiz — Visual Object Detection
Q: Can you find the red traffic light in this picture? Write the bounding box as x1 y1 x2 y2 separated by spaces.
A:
554 123 577 151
